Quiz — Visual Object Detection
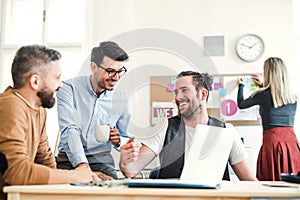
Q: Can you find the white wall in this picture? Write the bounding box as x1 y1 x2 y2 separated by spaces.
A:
87 0 298 125
79 0 298 176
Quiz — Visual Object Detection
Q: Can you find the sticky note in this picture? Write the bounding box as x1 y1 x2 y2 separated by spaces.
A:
214 82 222 90
251 83 260 91
218 88 227 97
167 83 174 92
170 77 176 84
243 77 251 86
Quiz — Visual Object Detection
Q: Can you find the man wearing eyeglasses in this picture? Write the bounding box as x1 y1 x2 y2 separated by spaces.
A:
56 41 130 179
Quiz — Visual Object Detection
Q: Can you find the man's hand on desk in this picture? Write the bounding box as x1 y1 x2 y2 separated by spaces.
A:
94 171 114 181
71 163 93 183
76 163 114 181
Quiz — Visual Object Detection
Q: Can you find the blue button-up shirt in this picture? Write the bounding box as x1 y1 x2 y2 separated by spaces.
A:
56 76 131 167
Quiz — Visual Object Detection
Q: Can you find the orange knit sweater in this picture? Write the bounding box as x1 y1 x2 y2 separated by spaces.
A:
0 87 55 187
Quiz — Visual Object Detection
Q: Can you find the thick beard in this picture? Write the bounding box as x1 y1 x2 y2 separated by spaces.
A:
37 88 56 108
181 103 201 120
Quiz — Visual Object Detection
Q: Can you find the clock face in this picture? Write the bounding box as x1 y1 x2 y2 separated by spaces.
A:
236 34 264 62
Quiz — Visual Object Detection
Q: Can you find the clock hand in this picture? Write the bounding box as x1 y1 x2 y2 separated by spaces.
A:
240 43 251 48
250 42 258 48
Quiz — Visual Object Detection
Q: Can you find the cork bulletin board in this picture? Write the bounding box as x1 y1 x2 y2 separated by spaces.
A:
150 74 262 126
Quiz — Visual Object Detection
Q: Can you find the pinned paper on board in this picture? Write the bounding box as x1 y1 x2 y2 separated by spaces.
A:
207 76 222 108
167 83 174 92
218 88 227 97
220 75 260 121
214 82 222 90
170 77 176 84
243 76 251 86
251 83 260 91
152 102 178 124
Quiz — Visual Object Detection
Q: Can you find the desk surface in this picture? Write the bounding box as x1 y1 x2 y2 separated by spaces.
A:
4 181 300 200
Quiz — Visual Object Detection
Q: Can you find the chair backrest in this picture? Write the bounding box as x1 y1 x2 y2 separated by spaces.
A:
0 152 7 175
0 153 7 200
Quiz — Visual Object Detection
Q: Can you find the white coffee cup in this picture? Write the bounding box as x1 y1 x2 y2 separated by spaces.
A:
94 125 110 143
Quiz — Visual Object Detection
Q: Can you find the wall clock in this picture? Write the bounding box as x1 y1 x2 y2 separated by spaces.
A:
235 34 264 62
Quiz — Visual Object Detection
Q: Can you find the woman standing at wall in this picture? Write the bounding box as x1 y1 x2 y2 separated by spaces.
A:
237 57 300 181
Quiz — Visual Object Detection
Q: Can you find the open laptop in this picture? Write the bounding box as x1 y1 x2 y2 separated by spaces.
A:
123 124 235 189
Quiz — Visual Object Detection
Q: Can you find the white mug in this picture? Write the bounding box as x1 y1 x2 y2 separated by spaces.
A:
94 125 110 143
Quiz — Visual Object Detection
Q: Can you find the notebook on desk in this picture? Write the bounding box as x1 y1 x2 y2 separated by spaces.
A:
123 124 235 189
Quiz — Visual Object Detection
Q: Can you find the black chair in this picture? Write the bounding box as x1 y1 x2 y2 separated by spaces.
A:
149 166 160 179
0 153 7 175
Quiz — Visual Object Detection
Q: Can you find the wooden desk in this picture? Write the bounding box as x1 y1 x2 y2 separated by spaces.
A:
4 181 300 200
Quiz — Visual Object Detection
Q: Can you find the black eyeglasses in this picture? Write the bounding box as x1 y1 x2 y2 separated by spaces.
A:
97 64 127 77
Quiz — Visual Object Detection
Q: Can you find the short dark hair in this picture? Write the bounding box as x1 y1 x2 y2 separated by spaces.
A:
91 41 128 65
11 44 61 89
176 71 213 100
